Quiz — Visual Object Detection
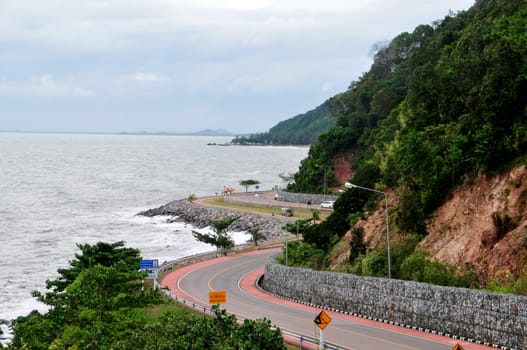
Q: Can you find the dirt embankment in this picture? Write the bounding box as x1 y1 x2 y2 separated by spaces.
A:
330 152 527 284
422 166 527 284
331 154 354 189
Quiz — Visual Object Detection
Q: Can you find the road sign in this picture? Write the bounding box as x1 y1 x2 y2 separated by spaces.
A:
209 290 227 304
313 310 332 330
140 259 159 279
452 343 465 350
140 259 159 269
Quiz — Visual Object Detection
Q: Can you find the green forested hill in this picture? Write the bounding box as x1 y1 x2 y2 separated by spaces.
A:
292 0 527 234
232 101 335 145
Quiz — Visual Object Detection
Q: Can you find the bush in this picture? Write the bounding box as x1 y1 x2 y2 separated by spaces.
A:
487 275 527 295
349 228 367 264
400 251 479 287
277 241 326 269
361 248 389 277
400 251 428 282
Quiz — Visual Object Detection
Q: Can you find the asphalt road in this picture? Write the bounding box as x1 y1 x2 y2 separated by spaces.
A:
162 249 492 350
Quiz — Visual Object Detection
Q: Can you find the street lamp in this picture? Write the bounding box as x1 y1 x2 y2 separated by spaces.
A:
314 164 327 196
345 182 391 279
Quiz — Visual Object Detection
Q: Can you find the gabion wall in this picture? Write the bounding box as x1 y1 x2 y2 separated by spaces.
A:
263 263 527 349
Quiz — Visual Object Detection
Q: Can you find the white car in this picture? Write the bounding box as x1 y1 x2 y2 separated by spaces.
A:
320 200 335 209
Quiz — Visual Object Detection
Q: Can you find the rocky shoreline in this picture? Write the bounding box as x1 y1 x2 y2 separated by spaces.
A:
138 199 291 240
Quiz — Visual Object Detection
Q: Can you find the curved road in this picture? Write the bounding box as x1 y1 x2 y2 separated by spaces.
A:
162 249 493 350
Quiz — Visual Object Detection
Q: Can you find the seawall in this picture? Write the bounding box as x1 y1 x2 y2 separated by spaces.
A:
263 263 527 350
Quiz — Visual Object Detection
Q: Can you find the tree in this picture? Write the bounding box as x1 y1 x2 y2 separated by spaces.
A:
284 218 313 237
248 228 267 247
278 172 295 188
33 241 142 307
192 216 239 255
311 209 321 222
66 262 146 321
12 242 161 349
239 179 260 192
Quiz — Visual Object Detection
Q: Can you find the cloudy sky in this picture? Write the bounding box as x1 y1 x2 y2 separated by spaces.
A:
0 0 474 134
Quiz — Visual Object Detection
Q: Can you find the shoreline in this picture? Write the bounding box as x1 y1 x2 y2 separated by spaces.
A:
138 197 291 240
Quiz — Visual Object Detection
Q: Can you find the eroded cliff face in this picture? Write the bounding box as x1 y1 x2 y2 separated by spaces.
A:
333 160 527 284
422 165 527 284
331 154 354 186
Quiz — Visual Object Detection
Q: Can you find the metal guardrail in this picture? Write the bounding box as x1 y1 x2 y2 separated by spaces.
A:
276 191 338 205
160 289 348 350
280 329 345 350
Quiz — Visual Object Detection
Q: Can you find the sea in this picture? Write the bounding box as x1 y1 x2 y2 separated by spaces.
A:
0 133 308 325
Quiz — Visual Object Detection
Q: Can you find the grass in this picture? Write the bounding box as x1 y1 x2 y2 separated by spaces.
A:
200 196 331 221
145 298 188 319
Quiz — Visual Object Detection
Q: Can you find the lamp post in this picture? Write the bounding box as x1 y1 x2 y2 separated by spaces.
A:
345 182 391 279
315 164 327 196
295 193 299 237
285 234 288 266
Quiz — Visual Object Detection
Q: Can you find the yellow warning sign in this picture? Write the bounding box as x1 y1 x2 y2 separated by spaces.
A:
313 310 332 330
452 343 465 350
209 291 227 304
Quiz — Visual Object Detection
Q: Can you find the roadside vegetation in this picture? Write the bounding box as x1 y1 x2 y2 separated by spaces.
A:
9 241 286 349
277 0 527 293
192 217 239 255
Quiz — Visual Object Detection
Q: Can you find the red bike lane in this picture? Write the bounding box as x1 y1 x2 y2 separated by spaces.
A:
162 250 496 350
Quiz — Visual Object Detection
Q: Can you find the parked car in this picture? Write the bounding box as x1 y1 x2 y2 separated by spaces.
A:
280 207 294 217
320 200 335 209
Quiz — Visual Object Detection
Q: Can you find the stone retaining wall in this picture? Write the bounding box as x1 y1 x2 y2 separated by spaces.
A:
263 263 527 349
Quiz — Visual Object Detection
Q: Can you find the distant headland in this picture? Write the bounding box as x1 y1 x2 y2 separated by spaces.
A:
0 129 250 137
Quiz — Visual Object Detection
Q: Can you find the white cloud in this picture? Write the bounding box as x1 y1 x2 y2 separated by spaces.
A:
0 75 95 98
192 0 273 11
0 71 174 99
133 72 170 83
0 0 472 53
0 0 476 132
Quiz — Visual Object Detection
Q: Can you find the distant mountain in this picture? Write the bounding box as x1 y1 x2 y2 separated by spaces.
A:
118 129 235 136
194 129 234 136
231 101 335 145
0 129 236 136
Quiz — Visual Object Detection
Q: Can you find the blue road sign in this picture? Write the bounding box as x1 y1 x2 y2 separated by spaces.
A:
140 259 159 270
